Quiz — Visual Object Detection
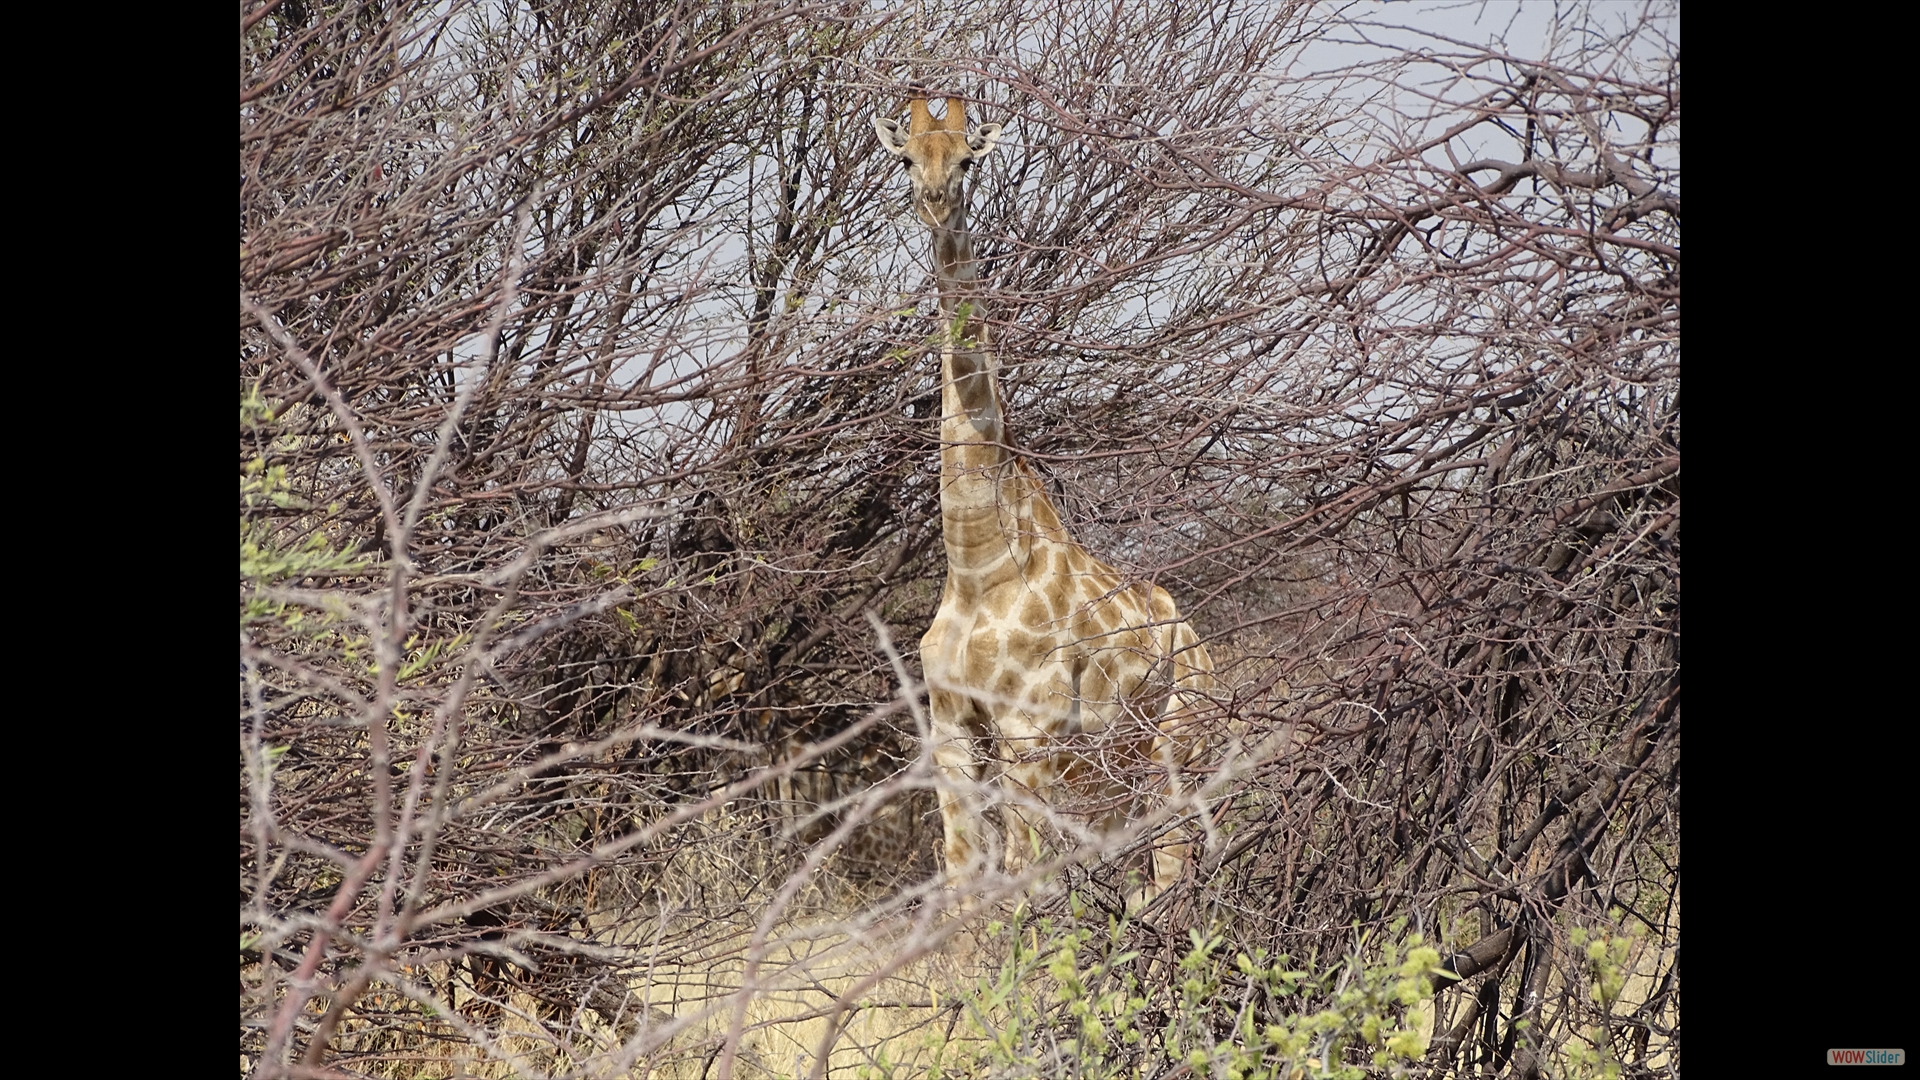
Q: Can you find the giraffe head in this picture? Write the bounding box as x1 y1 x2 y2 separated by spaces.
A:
872 96 1003 227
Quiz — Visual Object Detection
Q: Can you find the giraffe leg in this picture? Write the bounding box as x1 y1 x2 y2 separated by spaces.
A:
1138 613 1216 901
1081 747 1165 909
1146 686 1211 898
928 688 991 885
1148 728 1188 896
999 750 1058 881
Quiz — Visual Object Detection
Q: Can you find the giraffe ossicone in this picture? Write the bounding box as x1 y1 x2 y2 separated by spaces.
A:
874 95 1216 904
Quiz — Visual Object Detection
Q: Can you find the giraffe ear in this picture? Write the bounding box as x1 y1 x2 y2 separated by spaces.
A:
967 123 1003 157
872 116 911 155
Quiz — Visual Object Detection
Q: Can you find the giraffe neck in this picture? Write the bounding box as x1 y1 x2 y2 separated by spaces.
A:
929 204 1001 447
927 203 1067 580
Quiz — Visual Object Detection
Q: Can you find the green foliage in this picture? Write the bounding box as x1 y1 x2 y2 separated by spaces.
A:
240 456 307 512
1559 919 1641 1080
397 631 469 681
900 907 1446 1080
240 382 275 429
1571 921 1635 1008
241 429 369 625
240 518 369 625
1562 1038 1624 1080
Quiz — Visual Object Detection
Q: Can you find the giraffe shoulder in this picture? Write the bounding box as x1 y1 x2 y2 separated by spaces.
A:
1145 582 1181 621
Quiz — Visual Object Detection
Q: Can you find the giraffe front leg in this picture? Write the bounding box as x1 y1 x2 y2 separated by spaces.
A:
999 758 1053 881
928 688 991 886
1147 821 1191 900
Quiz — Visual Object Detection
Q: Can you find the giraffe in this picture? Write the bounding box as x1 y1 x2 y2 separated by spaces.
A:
872 96 1216 901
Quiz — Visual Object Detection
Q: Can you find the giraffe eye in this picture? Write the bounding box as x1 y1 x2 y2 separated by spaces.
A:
959 157 975 171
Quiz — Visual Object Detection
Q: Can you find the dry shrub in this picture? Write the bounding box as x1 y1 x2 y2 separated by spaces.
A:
242 2 1677 1076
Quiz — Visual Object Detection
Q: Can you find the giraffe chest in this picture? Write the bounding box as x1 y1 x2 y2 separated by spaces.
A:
921 581 1160 731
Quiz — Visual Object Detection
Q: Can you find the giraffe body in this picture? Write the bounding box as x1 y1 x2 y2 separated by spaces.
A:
874 97 1213 899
